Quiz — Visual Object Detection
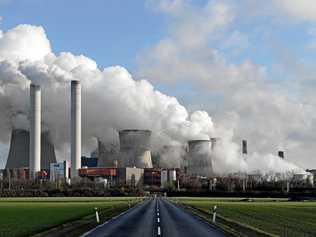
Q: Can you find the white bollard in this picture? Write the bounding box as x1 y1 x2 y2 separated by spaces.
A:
212 205 217 223
95 207 100 223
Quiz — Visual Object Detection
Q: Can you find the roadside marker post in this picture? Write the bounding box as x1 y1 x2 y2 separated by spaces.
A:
212 205 217 223
95 207 100 223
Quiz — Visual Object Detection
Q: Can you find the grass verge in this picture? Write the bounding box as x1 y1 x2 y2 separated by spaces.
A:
0 197 141 237
171 197 316 237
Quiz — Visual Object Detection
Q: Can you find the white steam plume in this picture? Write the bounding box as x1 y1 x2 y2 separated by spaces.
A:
0 24 304 175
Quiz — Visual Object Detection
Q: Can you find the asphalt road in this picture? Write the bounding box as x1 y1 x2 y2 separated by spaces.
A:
82 197 227 237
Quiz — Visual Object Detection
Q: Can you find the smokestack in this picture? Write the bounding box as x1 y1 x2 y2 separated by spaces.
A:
278 151 285 159
71 80 81 178
210 137 217 150
242 140 248 155
29 84 41 179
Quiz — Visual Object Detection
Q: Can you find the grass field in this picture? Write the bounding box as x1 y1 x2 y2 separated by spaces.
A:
0 197 138 237
174 197 316 237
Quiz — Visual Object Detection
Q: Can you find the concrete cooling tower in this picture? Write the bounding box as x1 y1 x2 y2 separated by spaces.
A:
97 140 119 167
187 140 213 177
5 129 57 170
119 129 153 168
159 145 185 169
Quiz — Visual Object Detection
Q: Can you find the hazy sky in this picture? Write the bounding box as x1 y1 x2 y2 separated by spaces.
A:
1 0 316 169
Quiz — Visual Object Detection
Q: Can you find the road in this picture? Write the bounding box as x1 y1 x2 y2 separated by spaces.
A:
82 197 227 237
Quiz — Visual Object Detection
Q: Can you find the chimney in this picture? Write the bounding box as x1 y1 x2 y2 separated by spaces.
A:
71 80 81 178
278 151 285 159
29 84 41 179
242 140 248 155
210 137 217 151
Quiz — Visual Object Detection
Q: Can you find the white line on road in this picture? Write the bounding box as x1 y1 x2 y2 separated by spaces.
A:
157 217 160 223
157 212 159 216
80 200 143 237
158 226 161 236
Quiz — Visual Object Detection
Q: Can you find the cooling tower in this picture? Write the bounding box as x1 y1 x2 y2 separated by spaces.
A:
71 80 81 178
119 129 153 168
187 140 213 177
159 145 184 168
5 129 57 170
97 140 118 167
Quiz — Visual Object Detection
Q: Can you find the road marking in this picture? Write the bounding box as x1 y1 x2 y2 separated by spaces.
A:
156 201 161 236
80 200 144 237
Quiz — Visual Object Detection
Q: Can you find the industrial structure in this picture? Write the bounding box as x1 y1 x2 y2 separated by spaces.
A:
97 140 118 167
187 140 213 178
29 84 41 178
6 129 57 171
1 80 315 196
50 161 70 181
159 145 184 168
210 137 219 151
71 80 81 178
118 129 153 168
242 140 248 155
278 151 285 159
81 156 98 168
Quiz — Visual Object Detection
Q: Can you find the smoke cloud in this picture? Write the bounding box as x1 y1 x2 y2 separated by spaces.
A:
0 23 304 175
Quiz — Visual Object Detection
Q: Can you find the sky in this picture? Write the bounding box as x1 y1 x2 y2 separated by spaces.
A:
0 0 316 170
0 0 166 69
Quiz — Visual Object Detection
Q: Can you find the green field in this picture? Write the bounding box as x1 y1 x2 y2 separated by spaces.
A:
174 197 316 237
0 197 138 237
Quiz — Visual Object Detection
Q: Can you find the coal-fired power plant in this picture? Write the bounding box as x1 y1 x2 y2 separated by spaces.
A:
29 84 41 178
71 80 81 178
5 129 57 170
1 78 313 190
187 140 213 177
119 129 153 168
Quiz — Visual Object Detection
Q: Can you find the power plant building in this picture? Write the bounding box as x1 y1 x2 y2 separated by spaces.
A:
81 156 98 168
118 129 153 168
50 161 70 181
117 167 144 187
